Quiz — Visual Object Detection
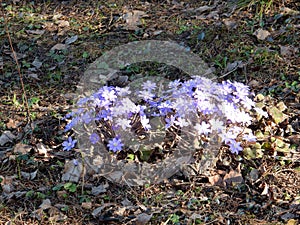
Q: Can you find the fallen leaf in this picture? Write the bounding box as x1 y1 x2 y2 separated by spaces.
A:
0 131 17 146
123 10 147 30
56 20 70 27
48 207 67 222
25 30 45 35
152 30 163 36
36 143 50 156
32 58 43 68
249 168 259 182
10 52 26 60
286 219 298 225
194 5 213 13
121 198 133 206
135 213 152 225
65 35 78 45
288 135 300 145
50 44 68 51
39 199 52 210
261 183 269 195
253 28 271 40
276 101 287 112
280 45 298 57
6 118 18 129
0 56 3 69
223 19 237 30
91 183 109 195
13 143 32 154
61 160 83 183
81 202 92 209
223 164 243 187
27 73 40 80
92 203 115 217
208 174 223 186
21 170 38 180
268 106 288 124
281 213 297 221
225 60 243 72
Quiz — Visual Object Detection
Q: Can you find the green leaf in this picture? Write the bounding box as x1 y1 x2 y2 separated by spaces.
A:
53 184 64 191
139 148 152 162
127 154 135 160
64 182 77 193
82 51 89 58
262 142 272 150
244 143 263 159
268 106 287 124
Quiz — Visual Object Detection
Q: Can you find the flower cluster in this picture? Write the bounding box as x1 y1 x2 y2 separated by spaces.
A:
63 76 267 154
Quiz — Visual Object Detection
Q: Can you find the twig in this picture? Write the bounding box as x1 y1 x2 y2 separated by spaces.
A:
3 10 32 126
217 66 238 79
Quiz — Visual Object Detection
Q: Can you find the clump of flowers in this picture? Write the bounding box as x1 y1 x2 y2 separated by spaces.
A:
63 76 267 160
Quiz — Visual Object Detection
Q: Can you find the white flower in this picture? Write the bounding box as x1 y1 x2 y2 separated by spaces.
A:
116 118 131 130
195 121 211 135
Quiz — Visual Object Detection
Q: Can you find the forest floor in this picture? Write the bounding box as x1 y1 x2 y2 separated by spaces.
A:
0 0 300 224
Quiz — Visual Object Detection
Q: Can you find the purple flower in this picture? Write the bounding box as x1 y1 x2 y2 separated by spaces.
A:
62 137 77 151
174 117 190 127
232 81 250 98
101 88 117 102
116 86 131 96
90 133 100 144
107 137 124 152
242 132 256 142
138 90 155 101
165 115 176 129
168 80 181 89
228 140 243 154
73 159 79 166
158 100 172 115
219 131 236 144
64 117 79 132
81 111 93 124
116 118 131 130
142 80 156 91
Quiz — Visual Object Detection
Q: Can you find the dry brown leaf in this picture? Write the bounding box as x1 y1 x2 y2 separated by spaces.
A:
223 164 244 186
253 28 271 40
208 174 223 186
6 118 18 129
280 45 298 57
13 143 32 154
81 202 92 209
123 10 147 30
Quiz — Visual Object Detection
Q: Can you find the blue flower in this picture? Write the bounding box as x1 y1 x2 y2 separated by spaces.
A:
73 159 79 166
242 132 257 142
107 137 124 152
62 137 77 151
142 80 156 91
90 133 100 144
228 140 243 154
81 111 93 124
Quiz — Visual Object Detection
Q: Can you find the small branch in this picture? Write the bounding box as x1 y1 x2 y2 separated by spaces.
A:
3 12 32 125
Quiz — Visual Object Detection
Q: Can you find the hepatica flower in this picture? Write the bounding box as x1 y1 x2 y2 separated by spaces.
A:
90 133 100 144
62 137 77 151
64 77 267 155
107 137 124 152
